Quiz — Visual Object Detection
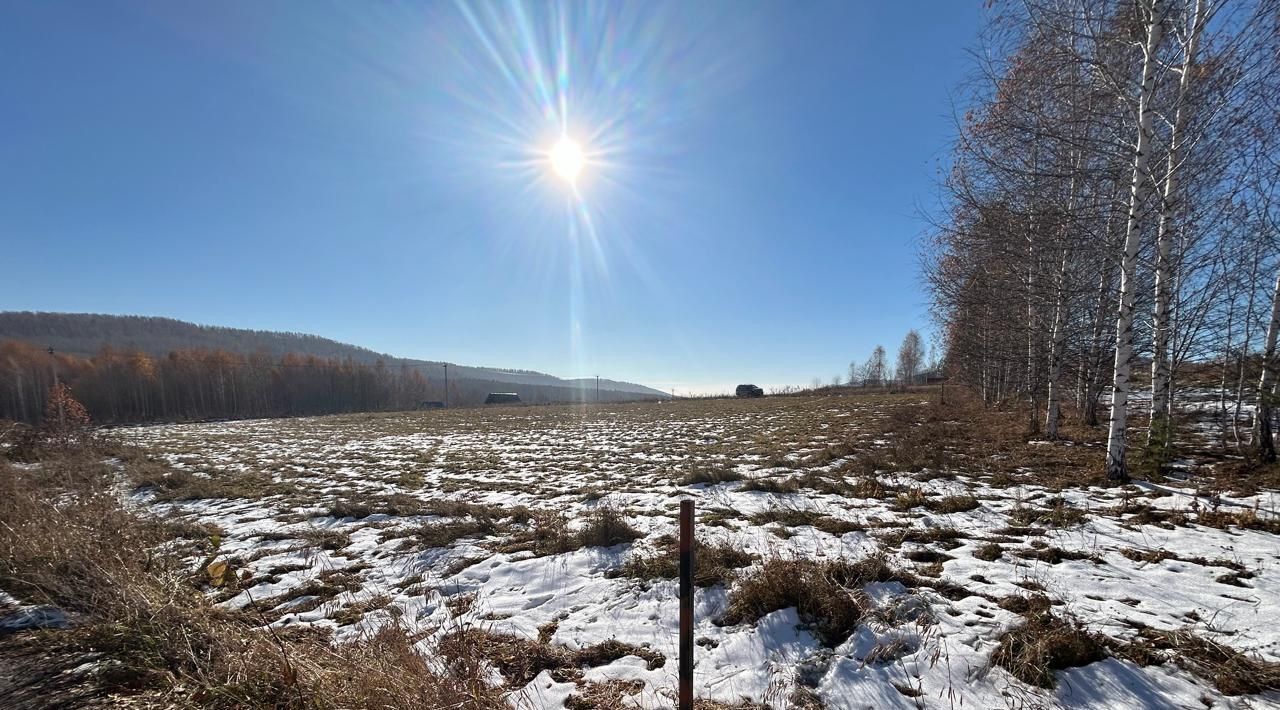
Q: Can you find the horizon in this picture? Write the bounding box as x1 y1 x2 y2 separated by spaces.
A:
0 308 850 397
2 1 986 393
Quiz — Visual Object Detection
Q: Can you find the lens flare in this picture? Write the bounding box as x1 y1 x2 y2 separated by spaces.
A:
421 1 753 392
549 136 585 183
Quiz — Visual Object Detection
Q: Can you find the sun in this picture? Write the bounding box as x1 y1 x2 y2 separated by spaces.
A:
548 136 585 184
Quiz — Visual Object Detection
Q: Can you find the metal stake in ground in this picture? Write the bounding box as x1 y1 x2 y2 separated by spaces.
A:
679 499 694 710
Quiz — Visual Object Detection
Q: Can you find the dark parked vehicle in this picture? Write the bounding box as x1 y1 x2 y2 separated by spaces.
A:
484 392 522 404
735 384 764 398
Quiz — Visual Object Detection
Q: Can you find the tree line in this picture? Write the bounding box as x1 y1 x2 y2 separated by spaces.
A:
0 340 437 424
925 0 1280 478
0 340 655 425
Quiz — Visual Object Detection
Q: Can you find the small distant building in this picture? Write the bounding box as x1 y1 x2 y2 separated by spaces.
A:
735 384 764 398
484 392 522 404
417 401 445 409
925 376 948 385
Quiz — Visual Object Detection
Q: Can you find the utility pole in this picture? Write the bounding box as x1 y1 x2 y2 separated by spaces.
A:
443 363 449 408
596 375 600 403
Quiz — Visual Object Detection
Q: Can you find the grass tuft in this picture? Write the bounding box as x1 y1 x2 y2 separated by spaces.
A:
611 535 754 587
990 611 1106 688
720 555 909 646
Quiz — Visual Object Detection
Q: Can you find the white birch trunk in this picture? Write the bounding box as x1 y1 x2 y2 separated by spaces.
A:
1253 270 1280 462
1107 0 1166 481
1235 253 1260 447
1045 248 1070 439
1085 212 1120 426
1150 0 1207 449
1219 298 1236 450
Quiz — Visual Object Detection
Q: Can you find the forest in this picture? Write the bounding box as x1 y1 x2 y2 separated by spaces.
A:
927 0 1280 479
0 339 651 425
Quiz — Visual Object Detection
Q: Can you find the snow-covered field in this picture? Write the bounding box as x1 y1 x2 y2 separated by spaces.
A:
114 394 1280 709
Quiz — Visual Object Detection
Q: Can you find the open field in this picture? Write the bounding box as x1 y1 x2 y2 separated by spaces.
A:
7 391 1280 708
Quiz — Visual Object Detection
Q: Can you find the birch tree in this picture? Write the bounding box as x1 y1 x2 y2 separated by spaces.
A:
1106 0 1167 481
1149 0 1208 451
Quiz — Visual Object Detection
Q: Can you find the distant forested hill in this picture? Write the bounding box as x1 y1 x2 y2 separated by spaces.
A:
0 313 667 416
0 312 388 362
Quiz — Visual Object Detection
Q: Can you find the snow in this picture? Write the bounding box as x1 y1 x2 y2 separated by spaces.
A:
110 397 1280 709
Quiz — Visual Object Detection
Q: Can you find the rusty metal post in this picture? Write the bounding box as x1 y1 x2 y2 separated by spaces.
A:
679 499 694 710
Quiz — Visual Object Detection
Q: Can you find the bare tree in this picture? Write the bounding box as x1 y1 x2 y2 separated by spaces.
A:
896 331 924 386
1148 0 1209 451
862 346 888 387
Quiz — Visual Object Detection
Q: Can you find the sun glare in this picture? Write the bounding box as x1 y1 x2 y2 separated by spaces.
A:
548 136 585 184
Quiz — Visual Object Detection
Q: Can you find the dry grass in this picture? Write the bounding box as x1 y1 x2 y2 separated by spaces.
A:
990 611 1107 688
263 527 351 551
331 594 391 626
926 495 980 514
611 534 755 587
739 476 803 494
1115 627 1280 696
16 389 1275 705
719 555 909 646
747 506 863 535
565 679 646 709
576 504 644 548
884 390 1108 488
877 527 965 548
1007 499 1089 528
1013 546 1100 565
891 487 929 511
677 463 745 486
1119 548 1175 564
1195 506 1280 534
129 462 298 502
0 447 503 709
498 503 641 556
438 629 664 688
973 542 1003 561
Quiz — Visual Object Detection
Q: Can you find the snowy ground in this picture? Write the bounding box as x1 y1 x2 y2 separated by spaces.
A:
112 394 1280 709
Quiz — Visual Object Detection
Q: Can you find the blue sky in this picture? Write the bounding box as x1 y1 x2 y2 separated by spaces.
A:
1 1 985 394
